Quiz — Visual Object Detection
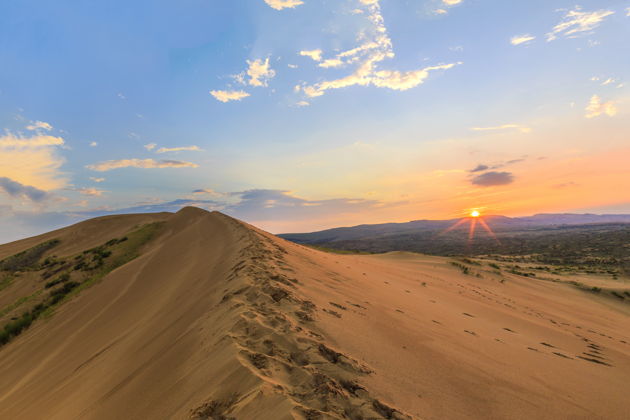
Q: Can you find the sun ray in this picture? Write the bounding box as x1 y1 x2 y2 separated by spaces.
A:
436 217 469 237
467 218 477 245
479 218 501 245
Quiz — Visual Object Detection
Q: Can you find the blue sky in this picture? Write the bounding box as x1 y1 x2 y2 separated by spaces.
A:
1 0 629 242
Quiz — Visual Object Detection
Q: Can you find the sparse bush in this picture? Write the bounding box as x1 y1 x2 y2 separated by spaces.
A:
45 273 70 289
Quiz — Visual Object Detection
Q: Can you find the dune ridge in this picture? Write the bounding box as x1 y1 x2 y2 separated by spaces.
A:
0 207 629 419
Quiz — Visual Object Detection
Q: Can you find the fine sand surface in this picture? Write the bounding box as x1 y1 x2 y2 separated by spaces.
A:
0 207 629 419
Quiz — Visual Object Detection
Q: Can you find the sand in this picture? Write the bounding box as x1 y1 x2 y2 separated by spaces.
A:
0 207 628 419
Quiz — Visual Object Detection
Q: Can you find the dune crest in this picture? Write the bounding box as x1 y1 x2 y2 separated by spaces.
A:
1 207 629 419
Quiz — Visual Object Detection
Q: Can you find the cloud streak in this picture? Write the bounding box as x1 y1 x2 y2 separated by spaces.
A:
547 7 614 41
86 159 199 172
155 146 202 153
510 34 535 45
470 124 531 133
210 90 250 103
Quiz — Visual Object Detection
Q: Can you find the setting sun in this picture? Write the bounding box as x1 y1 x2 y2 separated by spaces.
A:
470 210 481 218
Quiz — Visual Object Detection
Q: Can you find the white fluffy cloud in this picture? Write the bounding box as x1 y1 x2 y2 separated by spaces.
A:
246 58 276 87
264 0 304 10
86 159 199 172
442 0 462 5
547 7 614 41
585 95 617 118
510 34 535 45
210 90 251 103
300 49 323 61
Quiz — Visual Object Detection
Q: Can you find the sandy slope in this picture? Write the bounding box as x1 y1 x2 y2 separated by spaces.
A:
0 207 629 419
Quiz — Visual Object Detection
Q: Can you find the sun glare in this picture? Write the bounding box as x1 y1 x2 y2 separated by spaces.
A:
470 210 480 218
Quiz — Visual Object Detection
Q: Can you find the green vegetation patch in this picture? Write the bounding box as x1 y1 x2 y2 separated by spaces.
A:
0 239 60 272
0 222 164 348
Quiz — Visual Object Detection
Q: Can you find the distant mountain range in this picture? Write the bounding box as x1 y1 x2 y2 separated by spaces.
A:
279 213 630 244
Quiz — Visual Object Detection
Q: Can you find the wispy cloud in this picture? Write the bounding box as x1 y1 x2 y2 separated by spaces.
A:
264 0 304 10
67 187 106 196
26 121 53 131
90 177 105 183
155 145 202 153
144 143 157 151
0 177 50 202
470 124 531 133
86 159 199 172
210 90 251 103
585 94 616 118
297 0 460 98
442 0 462 5
192 188 224 198
547 7 614 41
510 34 535 45
89 141 98 147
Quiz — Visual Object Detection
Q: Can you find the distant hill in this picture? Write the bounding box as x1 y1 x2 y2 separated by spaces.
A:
280 213 630 244
279 214 630 275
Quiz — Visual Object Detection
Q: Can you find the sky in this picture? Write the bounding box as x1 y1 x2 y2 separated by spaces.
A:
1 0 629 242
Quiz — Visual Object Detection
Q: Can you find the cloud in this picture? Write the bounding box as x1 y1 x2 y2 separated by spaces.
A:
434 9 447 15
300 49 323 62
0 134 64 148
585 95 617 118
319 58 344 68
144 143 157 151
26 121 53 131
510 34 535 45
264 0 304 10
0 177 49 201
155 145 202 153
90 177 105 183
247 58 276 87
547 7 614 41
470 124 531 133
210 90 251 103
442 0 462 5
226 189 382 221
192 188 225 198
589 95 615 114
471 171 515 187
469 164 489 173
0 132 66 190
89 141 98 147
298 1 460 98
68 187 106 196
86 158 199 172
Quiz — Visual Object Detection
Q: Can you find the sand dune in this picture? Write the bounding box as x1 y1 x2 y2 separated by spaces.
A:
0 207 629 419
